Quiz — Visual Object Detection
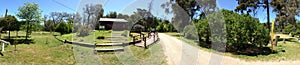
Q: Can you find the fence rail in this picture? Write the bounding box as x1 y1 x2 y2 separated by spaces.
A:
0 39 10 52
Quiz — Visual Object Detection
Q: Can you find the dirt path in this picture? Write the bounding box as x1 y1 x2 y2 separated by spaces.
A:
158 33 300 65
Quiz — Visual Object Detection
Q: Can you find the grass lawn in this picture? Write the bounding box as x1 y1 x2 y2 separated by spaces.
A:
0 31 75 65
165 32 300 61
58 30 130 44
98 42 167 65
0 31 167 65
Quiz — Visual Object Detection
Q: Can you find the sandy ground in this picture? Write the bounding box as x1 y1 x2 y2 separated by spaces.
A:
158 33 300 65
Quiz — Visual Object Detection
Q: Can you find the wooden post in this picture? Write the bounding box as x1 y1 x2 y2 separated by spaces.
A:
148 32 150 38
2 42 4 52
143 34 147 49
94 43 97 54
5 9 8 17
133 36 135 42
153 33 155 42
122 43 125 47
139 32 142 39
64 39 67 43
14 44 16 51
94 43 96 49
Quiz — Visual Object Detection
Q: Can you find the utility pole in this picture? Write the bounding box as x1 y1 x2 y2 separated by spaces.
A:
5 9 8 17
5 9 11 40
266 0 270 29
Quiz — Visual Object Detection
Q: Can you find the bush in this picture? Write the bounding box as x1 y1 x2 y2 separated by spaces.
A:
195 9 270 50
55 22 69 35
183 25 198 40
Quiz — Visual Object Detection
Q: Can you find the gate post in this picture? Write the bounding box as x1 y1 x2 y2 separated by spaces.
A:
2 42 4 52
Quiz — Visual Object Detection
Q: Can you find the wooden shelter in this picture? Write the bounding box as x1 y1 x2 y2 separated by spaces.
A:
99 18 128 30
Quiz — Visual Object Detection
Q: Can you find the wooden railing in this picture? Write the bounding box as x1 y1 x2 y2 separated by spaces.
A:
0 40 10 52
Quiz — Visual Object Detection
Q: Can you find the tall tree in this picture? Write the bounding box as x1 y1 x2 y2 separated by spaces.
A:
5 15 19 39
162 0 216 19
104 11 117 18
161 0 217 31
271 0 300 31
50 12 72 25
235 0 271 29
17 2 42 40
117 13 129 19
162 0 217 44
83 4 103 26
76 4 103 36
82 4 103 28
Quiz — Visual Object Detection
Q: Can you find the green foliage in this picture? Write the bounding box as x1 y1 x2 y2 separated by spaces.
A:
182 24 197 40
271 0 300 30
44 20 55 31
284 24 294 34
104 11 117 18
223 10 270 47
55 22 70 35
195 9 270 48
0 15 20 31
17 2 42 39
235 0 267 14
195 16 211 44
156 20 176 32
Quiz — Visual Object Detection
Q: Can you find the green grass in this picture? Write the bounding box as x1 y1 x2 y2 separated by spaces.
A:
0 31 75 65
229 40 300 61
98 42 167 65
165 32 300 61
0 31 167 65
58 30 130 44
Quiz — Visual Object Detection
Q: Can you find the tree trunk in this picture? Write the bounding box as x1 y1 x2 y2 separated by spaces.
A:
205 35 210 44
25 20 29 41
197 33 203 46
8 30 10 39
16 31 18 37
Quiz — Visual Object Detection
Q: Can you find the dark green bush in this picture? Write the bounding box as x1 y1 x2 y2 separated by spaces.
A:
195 9 270 49
55 22 69 35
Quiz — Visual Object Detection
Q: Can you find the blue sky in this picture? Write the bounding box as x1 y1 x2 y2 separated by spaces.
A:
0 0 294 23
0 0 79 17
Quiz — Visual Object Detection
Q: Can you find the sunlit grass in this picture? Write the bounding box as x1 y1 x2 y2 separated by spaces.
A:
0 31 75 65
98 42 167 65
58 30 130 44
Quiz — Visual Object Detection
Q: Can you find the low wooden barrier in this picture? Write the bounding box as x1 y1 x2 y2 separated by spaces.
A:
0 40 10 52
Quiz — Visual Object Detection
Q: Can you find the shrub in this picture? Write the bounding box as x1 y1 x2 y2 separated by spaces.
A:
183 25 198 40
195 9 270 49
55 22 69 35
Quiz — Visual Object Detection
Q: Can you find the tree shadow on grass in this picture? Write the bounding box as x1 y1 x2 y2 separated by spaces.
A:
196 41 277 56
3 36 27 39
2 38 34 45
226 45 277 56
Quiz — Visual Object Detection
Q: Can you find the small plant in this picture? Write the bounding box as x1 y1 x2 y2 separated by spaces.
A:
97 36 105 39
